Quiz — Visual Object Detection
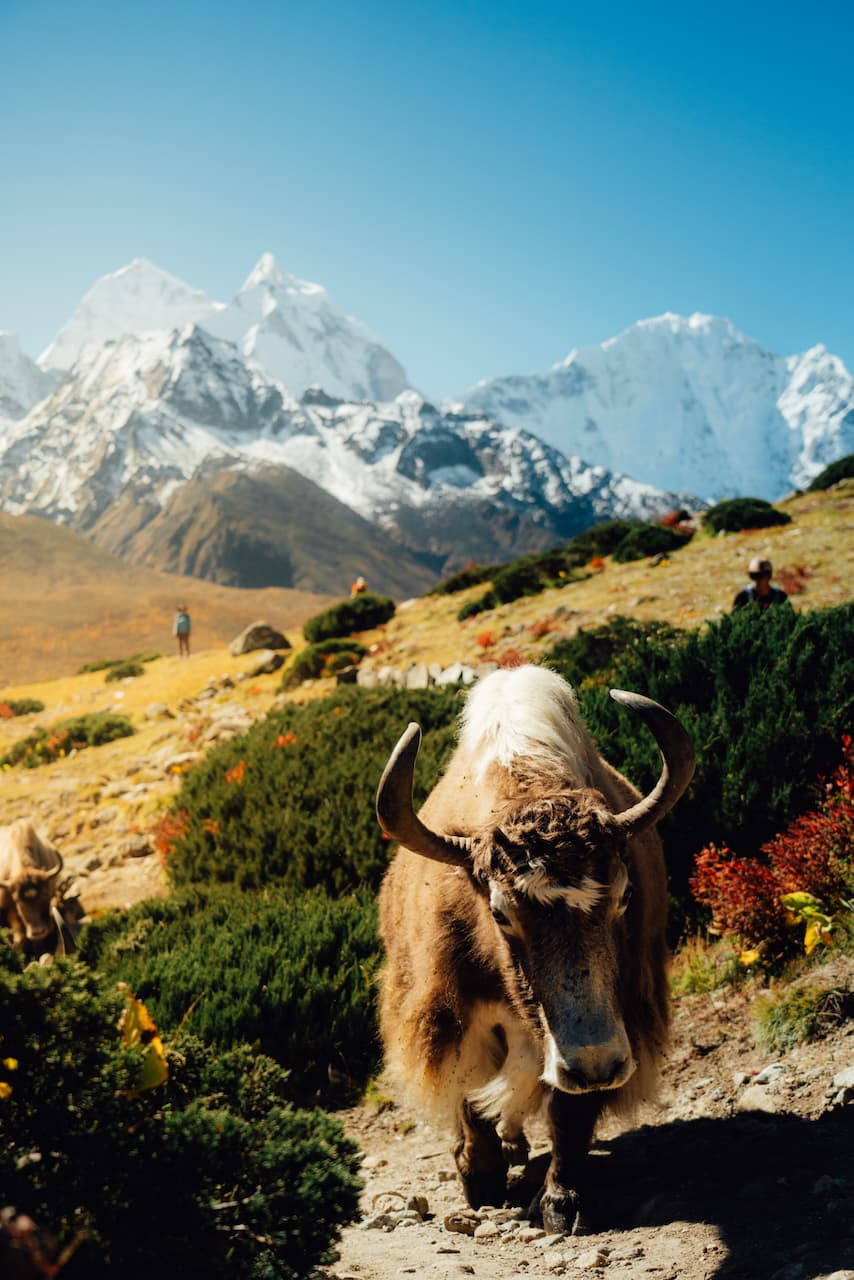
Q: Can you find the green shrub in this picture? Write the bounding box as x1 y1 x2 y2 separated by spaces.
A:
160 686 461 894
283 638 367 686
611 523 690 562
702 497 792 533
548 616 684 684
431 563 498 595
79 885 382 1101
807 453 854 491
568 518 641 560
550 602 854 927
0 948 361 1279
104 661 145 682
754 982 853 1053
77 652 161 675
303 593 396 643
0 712 134 769
0 697 44 717
458 591 497 621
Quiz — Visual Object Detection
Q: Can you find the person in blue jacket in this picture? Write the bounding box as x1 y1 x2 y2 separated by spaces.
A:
732 557 788 610
173 605 192 656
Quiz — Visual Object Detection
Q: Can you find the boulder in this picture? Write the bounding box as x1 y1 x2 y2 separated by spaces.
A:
229 622 291 656
243 649 285 677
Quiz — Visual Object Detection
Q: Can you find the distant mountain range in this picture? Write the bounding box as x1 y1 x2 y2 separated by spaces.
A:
0 256 851 596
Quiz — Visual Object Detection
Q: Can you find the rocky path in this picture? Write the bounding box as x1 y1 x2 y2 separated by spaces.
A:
323 965 854 1280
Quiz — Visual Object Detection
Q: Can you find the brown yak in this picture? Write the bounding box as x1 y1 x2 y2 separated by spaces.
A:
376 665 694 1233
0 819 65 954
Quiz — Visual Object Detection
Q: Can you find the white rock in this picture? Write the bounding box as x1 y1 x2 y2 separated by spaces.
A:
754 1062 787 1085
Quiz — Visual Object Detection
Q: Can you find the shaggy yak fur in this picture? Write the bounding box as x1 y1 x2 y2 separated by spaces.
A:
376 665 694 1234
0 819 64 952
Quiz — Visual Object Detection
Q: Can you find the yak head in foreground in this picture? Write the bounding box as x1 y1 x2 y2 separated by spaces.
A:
376 666 695 1233
0 820 64 953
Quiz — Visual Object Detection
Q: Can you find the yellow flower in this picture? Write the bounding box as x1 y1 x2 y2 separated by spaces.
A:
1 1058 18 1071
0 1082 12 1099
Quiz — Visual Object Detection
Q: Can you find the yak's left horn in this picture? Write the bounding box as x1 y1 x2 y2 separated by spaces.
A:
608 691 695 835
376 723 473 866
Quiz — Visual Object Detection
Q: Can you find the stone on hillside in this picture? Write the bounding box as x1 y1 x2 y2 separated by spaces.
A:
243 649 285 677
144 702 173 720
356 668 379 688
116 834 154 859
404 663 431 689
336 665 359 685
474 662 499 680
229 622 291 656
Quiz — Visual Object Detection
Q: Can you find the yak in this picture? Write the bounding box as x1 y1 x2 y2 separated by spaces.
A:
0 819 65 955
376 665 695 1234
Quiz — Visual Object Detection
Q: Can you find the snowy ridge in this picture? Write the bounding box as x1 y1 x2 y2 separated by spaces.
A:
0 326 687 541
459 313 854 501
0 332 58 420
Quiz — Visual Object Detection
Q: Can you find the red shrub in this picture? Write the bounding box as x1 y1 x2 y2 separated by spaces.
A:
589 556 606 571
476 630 496 649
498 648 525 669
690 737 854 952
776 563 813 595
150 809 189 863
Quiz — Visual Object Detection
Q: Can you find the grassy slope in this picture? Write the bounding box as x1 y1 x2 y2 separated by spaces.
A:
0 511 334 684
0 484 850 914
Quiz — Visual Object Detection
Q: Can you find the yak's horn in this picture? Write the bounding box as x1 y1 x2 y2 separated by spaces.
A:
608 691 695 835
376 723 473 866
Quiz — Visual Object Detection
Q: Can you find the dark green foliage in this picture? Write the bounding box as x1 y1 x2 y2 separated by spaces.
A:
549 603 854 926
283 638 367 686
303 593 396 643
611 523 689 563
0 712 134 768
0 697 44 716
79 884 382 1101
0 948 361 1280
431 563 498 595
702 497 792 533
457 591 497 621
548 616 684 684
76 652 161 675
807 453 854 491
162 686 461 894
568 519 642 560
453 519 690 618
104 660 144 682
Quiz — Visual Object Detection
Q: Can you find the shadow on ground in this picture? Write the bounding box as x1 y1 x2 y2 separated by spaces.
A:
516 1107 854 1279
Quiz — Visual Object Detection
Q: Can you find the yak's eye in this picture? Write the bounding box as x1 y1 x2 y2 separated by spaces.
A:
491 906 512 928
619 882 632 912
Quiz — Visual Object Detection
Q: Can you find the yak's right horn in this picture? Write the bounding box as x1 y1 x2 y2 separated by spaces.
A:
376 723 473 866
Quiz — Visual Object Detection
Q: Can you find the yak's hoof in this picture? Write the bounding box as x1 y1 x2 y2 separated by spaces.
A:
460 1168 508 1210
535 1187 584 1236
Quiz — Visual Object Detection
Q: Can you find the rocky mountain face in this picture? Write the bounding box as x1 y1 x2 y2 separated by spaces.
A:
2 257 851 597
0 332 58 419
458 313 854 501
0 323 689 588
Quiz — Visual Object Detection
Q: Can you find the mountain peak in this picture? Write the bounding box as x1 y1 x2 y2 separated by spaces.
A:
239 253 326 299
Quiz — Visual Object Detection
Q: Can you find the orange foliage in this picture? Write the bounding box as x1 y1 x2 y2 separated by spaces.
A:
274 731 298 748
475 630 496 648
498 649 525 668
0 703 14 719
589 556 606 571
776 563 813 596
150 809 189 863
225 759 247 785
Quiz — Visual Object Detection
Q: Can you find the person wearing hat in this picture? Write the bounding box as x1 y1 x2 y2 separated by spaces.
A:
732 557 789 610
173 604 192 656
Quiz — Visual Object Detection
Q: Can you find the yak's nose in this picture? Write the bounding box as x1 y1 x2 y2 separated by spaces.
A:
26 924 51 941
556 1053 635 1093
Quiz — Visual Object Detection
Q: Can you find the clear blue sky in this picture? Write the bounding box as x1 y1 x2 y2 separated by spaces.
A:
2 0 852 397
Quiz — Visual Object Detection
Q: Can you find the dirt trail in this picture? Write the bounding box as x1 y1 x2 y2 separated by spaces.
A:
323 964 854 1280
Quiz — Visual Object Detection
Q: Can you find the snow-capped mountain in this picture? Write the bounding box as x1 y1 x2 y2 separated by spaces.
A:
205 253 409 403
39 254 408 404
38 259 221 372
0 332 58 419
0 324 688 576
458 314 854 501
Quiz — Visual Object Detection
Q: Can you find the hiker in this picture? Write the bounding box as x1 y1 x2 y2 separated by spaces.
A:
351 575 367 596
732 557 789 611
173 605 192 656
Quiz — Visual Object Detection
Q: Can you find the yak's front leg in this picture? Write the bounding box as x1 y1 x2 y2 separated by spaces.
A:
454 1099 508 1209
537 1090 602 1235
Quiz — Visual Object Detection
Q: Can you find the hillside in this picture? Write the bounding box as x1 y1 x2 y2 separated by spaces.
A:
0 511 333 684
86 464 439 596
0 482 849 919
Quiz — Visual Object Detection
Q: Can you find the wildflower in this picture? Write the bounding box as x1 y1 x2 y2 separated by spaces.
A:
0 1082 12 1100
274 731 298 748
2 1058 18 1071
201 818 220 836
225 760 247 785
